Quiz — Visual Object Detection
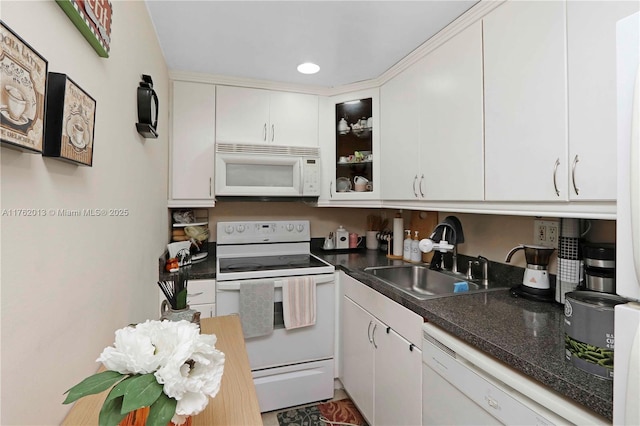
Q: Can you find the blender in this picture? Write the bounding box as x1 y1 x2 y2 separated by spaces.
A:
506 244 556 302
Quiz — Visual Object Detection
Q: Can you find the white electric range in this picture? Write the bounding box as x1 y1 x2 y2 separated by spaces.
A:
215 220 335 412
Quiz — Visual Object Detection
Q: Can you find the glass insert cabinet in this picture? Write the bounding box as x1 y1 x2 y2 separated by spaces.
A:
335 97 374 193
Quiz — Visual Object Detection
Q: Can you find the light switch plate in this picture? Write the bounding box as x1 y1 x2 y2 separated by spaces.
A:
533 219 559 248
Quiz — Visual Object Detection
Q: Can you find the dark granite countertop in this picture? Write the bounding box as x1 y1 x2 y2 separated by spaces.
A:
158 243 217 281
311 246 613 421
157 241 612 420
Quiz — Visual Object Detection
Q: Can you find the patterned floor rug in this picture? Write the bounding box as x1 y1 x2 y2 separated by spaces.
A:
277 398 368 426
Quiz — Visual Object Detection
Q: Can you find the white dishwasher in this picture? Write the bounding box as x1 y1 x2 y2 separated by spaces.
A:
422 323 608 426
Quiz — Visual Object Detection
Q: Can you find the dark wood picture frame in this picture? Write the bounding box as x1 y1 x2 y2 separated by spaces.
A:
0 21 49 154
44 73 96 166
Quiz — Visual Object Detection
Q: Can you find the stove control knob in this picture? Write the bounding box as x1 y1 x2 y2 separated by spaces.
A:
296 224 305 232
236 224 245 233
224 225 234 234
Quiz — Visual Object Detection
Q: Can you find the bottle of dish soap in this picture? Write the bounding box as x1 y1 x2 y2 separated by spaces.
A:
403 230 412 261
411 231 422 263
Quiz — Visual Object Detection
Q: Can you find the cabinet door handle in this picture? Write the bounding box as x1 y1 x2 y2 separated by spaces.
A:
263 123 267 141
571 155 580 195
271 124 275 142
419 174 425 198
367 321 373 343
187 292 203 298
413 175 419 198
209 177 212 197
371 324 378 349
330 180 333 198
552 158 561 197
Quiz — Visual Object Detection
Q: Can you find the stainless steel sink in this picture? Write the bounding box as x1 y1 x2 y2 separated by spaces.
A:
363 265 486 300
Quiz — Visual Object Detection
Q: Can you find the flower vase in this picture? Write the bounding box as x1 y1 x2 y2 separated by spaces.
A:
160 301 201 327
119 406 192 426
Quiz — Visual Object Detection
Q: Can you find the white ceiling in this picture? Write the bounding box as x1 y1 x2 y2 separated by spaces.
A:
145 1 479 88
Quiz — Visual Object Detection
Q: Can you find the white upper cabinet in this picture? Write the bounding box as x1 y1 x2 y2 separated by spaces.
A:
483 0 568 201
268 91 319 146
380 53 423 200
567 0 640 201
380 21 484 201
216 85 318 146
169 80 216 207
419 21 484 201
321 88 381 202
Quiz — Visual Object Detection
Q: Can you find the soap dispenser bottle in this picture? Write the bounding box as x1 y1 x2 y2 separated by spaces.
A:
411 231 422 263
403 230 412 261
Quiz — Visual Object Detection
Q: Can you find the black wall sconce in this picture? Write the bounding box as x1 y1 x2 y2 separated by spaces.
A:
136 74 158 138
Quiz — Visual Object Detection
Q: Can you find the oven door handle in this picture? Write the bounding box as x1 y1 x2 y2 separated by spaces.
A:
216 274 335 291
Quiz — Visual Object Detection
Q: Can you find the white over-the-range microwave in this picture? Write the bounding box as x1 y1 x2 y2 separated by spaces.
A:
215 143 321 198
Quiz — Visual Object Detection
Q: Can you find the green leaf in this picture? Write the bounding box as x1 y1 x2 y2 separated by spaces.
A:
175 288 187 310
98 395 127 426
120 373 163 414
147 392 177 426
63 371 126 404
104 375 136 403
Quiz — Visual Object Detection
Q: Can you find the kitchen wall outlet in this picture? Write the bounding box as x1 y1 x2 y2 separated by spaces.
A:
534 219 560 248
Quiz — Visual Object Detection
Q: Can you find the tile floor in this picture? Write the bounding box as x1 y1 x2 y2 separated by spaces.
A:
261 388 348 426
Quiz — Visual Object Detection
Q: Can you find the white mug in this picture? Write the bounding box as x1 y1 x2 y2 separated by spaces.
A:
366 231 379 250
354 176 369 192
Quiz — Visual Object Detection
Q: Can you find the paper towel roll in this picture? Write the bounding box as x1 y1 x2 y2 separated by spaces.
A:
393 216 403 256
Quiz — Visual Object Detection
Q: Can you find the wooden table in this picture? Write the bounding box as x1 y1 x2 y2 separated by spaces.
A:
62 315 263 425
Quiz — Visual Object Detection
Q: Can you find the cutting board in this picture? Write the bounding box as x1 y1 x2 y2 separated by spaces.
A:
409 211 439 263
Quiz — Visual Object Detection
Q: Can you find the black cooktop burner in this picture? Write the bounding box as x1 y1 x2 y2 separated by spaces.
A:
219 254 326 274
226 263 264 272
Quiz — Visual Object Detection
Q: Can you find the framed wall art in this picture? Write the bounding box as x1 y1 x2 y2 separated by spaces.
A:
44 73 96 166
56 0 113 58
0 21 49 154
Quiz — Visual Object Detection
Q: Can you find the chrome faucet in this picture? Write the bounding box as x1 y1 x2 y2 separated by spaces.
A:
419 216 465 273
467 256 489 287
440 224 459 273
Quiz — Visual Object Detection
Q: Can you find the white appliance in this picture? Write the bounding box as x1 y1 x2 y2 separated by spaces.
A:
615 11 640 426
215 220 335 412
421 323 607 425
215 143 321 198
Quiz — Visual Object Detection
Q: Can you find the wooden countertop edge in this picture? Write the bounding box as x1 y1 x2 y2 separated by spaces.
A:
62 315 263 426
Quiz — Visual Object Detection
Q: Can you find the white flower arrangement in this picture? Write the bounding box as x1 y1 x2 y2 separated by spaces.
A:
63 320 225 426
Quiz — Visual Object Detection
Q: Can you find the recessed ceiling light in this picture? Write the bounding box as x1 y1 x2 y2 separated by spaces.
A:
297 62 320 74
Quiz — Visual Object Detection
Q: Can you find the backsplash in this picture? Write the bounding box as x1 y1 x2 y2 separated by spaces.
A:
200 202 616 274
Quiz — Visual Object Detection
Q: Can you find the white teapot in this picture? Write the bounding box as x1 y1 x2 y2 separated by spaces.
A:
337 118 349 133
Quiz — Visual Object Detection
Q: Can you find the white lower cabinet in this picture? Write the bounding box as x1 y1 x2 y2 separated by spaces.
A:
342 297 375 419
187 279 216 318
340 274 422 426
158 278 216 319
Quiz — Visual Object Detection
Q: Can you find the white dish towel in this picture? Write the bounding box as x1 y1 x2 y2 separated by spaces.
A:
239 280 275 338
282 276 317 330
